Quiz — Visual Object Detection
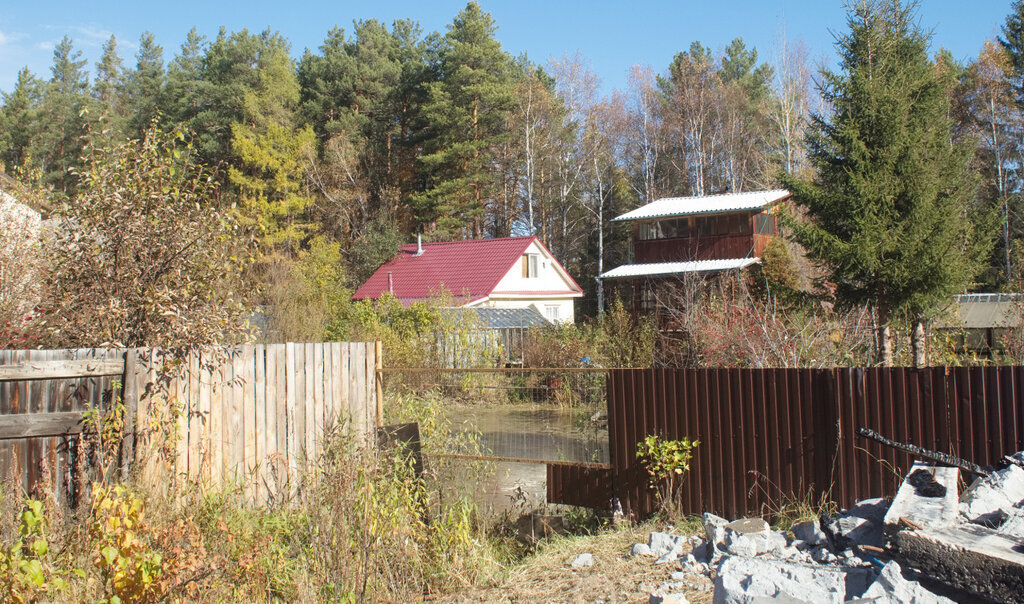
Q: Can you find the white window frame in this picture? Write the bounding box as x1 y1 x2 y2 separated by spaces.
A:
527 253 540 278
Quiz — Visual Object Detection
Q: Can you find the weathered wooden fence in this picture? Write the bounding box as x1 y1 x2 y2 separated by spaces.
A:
547 366 1024 519
0 342 378 507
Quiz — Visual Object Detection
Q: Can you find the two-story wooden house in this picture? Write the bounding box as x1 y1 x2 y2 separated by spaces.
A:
599 189 790 311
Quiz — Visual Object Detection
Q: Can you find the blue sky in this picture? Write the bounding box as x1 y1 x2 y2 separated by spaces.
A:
0 1 1013 96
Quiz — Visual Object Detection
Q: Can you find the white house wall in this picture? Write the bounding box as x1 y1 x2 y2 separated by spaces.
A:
486 241 580 323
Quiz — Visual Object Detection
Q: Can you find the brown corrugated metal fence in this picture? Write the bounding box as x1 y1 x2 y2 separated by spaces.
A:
548 366 1024 519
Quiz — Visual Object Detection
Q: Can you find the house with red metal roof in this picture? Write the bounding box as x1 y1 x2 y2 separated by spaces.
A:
352 236 584 323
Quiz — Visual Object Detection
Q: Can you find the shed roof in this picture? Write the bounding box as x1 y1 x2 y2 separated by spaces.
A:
933 293 1022 329
460 307 549 329
611 189 790 223
598 258 760 279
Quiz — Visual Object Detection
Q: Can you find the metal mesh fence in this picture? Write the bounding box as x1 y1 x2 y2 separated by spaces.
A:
379 368 610 516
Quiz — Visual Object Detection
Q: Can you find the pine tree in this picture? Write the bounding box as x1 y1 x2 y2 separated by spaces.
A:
34 36 92 194
93 35 127 138
124 32 165 137
161 28 206 128
0 68 44 171
781 0 992 366
413 2 517 238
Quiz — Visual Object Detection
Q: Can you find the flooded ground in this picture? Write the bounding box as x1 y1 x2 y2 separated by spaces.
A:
443 404 609 515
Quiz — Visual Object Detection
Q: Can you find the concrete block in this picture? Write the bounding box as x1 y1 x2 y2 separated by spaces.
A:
650 591 688 604
960 464 1024 524
570 552 594 568
846 498 890 523
895 523 1024 603
835 515 884 548
649 531 685 557
704 513 729 562
858 561 954 604
884 462 960 538
723 528 787 558
712 556 874 604
791 519 826 546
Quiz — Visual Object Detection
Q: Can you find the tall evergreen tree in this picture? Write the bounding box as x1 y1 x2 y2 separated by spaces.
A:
124 32 165 137
34 36 92 194
413 2 517 238
0 68 44 171
781 0 991 366
161 28 206 128
192 28 291 166
93 35 127 138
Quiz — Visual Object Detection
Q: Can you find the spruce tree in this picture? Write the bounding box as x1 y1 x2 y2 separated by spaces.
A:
780 0 991 366
413 1 516 238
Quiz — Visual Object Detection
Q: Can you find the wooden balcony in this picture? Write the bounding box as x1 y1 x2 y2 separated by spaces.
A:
634 234 772 263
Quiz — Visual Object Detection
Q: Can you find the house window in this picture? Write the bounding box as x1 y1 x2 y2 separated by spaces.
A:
522 253 540 278
638 218 690 240
639 285 657 311
544 305 560 321
754 212 777 235
696 217 715 236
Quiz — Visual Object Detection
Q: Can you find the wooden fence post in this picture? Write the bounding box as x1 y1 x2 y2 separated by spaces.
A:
375 341 384 428
120 349 138 480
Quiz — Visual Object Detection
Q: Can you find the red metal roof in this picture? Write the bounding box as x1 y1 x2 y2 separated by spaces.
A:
353 236 580 305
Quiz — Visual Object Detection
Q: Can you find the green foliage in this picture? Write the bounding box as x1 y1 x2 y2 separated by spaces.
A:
781 0 993 361
636 435 699 518
90 484 164 602
412 1 517 238
635 435 699 482
348 211 403 286
0 500 68 602
40 124 255 348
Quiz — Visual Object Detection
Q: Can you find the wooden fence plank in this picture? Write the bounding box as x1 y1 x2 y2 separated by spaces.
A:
255 345 267 505
304 343 314 463
0 360 124 381
313 343 324 463
274 343 287 496
242 344 256 501
286 343 298 488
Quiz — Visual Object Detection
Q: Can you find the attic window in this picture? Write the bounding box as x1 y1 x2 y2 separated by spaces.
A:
522 253 540 278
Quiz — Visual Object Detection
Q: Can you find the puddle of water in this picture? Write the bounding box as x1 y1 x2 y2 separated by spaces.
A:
441 404 609 515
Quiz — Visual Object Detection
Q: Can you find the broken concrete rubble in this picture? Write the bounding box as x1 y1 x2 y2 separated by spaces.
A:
712 556 873 604
631 449 1024 604
791 519 827 546
852 561 954 604
895 522 1024 602
883 462 960 538
959 461 1024 526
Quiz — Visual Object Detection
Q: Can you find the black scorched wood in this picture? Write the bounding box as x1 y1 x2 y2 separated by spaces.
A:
856 427 992 478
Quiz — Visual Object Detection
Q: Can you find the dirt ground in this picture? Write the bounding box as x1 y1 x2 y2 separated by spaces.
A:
432 524 714 604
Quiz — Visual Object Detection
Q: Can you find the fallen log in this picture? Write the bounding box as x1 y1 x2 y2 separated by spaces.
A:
856 428 992 478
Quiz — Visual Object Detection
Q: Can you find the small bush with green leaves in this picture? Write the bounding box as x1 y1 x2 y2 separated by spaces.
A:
635 435 700 518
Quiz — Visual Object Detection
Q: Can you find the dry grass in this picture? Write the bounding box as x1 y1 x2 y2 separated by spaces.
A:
434 521 713 604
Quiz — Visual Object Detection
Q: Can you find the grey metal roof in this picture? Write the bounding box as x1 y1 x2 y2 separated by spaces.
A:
611 189 790 222
598 258 760 279
933 293 1023 329
459 307 550 329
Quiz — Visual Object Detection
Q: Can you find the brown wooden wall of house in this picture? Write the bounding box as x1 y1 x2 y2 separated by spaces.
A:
634 235 757 263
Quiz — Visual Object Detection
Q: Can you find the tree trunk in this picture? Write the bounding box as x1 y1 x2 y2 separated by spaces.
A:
911 319 927 368
876 304 893 366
